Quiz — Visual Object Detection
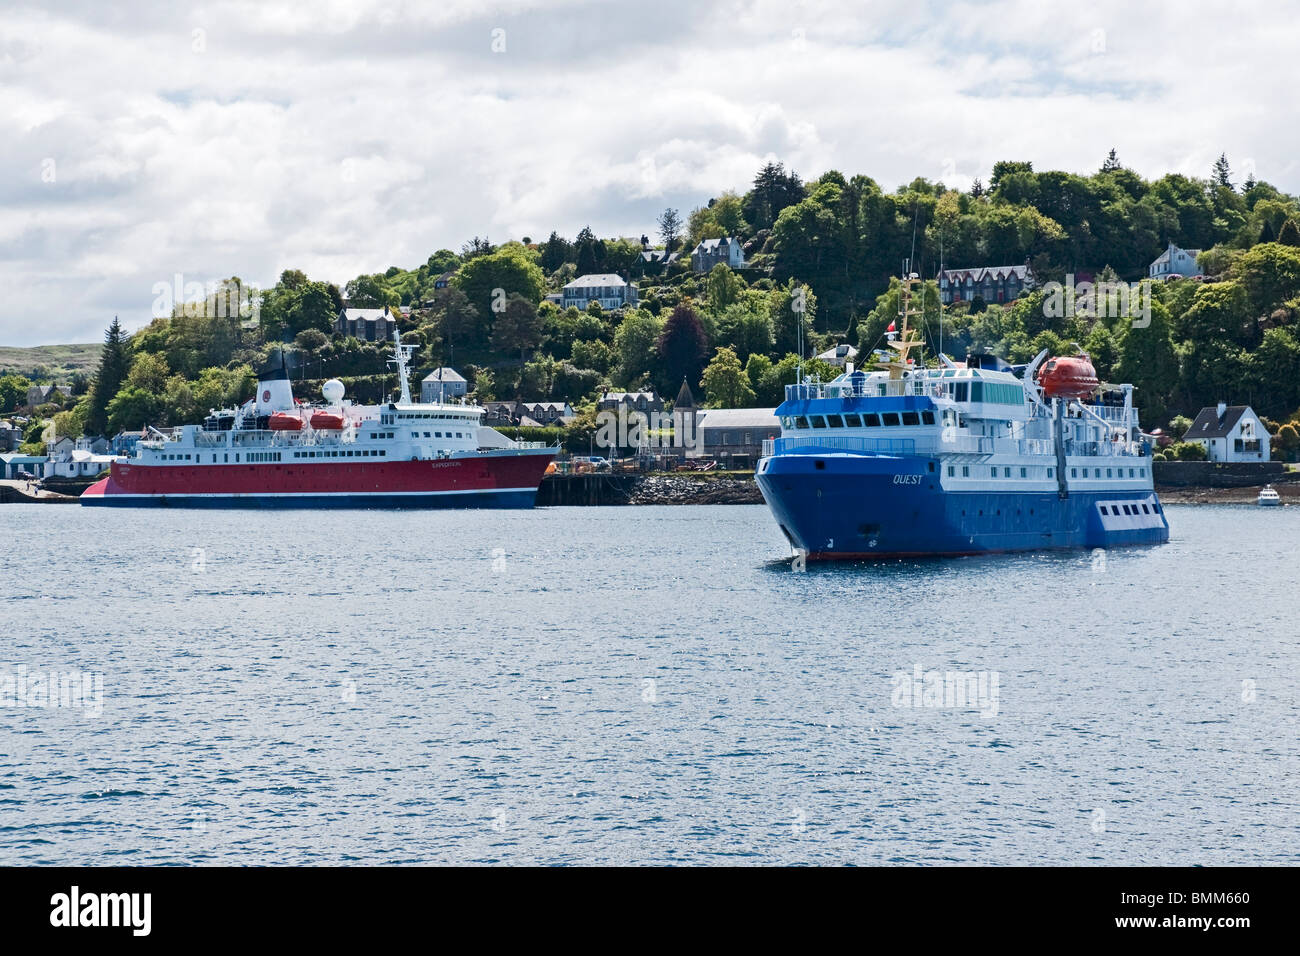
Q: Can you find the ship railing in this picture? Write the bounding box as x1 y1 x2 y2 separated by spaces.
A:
1066 439 1149 458
784 378 933 402
1086 404 1128 421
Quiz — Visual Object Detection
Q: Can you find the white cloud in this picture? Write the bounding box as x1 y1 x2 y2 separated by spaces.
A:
0 0 1296 344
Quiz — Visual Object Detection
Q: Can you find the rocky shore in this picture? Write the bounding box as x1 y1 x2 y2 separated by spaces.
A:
627 473 764 505
1156 483 1298 505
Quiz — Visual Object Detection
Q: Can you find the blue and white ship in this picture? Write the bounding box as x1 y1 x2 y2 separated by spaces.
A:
756 275 1170 559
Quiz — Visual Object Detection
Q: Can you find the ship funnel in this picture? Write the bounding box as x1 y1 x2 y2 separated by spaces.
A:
256 349 296 414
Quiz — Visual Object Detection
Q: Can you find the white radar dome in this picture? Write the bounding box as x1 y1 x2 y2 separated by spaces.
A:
322 379 345 404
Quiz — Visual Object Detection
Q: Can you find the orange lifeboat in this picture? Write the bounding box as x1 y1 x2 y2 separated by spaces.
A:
1037 355 1099 400
310 411 346 430
268 412 303 431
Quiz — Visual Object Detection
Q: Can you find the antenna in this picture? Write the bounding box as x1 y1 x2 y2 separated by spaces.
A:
388 327 416 404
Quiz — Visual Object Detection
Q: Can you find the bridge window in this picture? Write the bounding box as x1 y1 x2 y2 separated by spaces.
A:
902 412 920 426
921 411 935 425
844 413 862 427
810 416 827 429
827 414 844 428
882 413 900 426
863 413 880 427
794 416 809 429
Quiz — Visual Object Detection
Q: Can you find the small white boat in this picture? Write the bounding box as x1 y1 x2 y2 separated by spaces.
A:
1257 484 1281 506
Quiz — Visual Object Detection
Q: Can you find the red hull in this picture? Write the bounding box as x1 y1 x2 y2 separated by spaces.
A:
81 452 554 506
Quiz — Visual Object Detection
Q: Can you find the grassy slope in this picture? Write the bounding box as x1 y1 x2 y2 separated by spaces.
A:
0 343 102 379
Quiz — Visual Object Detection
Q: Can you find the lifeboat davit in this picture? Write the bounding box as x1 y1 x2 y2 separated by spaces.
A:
1037 355 1099 400
310 411 346 430
268 412 303 431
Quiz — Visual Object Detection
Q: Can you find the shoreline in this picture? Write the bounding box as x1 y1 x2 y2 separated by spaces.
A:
3 472 1292 507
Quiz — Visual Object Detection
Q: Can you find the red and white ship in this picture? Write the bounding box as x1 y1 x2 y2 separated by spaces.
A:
81 331 555 508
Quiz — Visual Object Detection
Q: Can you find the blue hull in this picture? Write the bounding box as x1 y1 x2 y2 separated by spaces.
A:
756 453 1169 559
80 490 539 509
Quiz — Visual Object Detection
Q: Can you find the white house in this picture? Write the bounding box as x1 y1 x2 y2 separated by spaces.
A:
1149 242 1203 279
47 448 116 478
691 237 745 272
1182 403 1270 462
561 274 639 311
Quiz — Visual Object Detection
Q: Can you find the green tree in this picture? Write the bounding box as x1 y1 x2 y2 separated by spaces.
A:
706 263 743 312
0 374 30 413
743 161 806 232
1231 242 1300 319
1275 422 1300 459
453 243 546 321
491 294 543 361
770 281 816 356
613 309 662 386
87 317 130 436
1278 219 1300 247
106 386 161 432
717 300 774 363
1114 300 1178 425
702 347 756 408
657 208 682 250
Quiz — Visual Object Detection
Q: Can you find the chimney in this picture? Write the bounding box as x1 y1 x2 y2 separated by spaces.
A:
1216 401 1227 419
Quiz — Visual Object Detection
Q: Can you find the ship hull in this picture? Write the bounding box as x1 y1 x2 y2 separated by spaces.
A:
756 453 1169 559
80 450 554 509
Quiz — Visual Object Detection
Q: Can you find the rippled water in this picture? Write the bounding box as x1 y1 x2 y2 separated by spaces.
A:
1 502 1296 865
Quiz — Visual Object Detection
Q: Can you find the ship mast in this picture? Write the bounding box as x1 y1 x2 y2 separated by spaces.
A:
879 265 926 380
389 328 416 404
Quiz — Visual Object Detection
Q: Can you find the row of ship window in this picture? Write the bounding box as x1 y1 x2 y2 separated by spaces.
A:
1072 466 1147 479
411 431 465 439
158 450 387 462
948 465 1055 478
945 465 1149 479
782 410 938 429
1100 502 1160 516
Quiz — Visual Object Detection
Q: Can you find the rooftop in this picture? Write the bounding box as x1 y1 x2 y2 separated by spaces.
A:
696 407 780 428
1184 404 1259 440
565 274 628 289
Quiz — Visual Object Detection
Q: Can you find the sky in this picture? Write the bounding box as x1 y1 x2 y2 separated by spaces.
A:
2 0 1298 346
